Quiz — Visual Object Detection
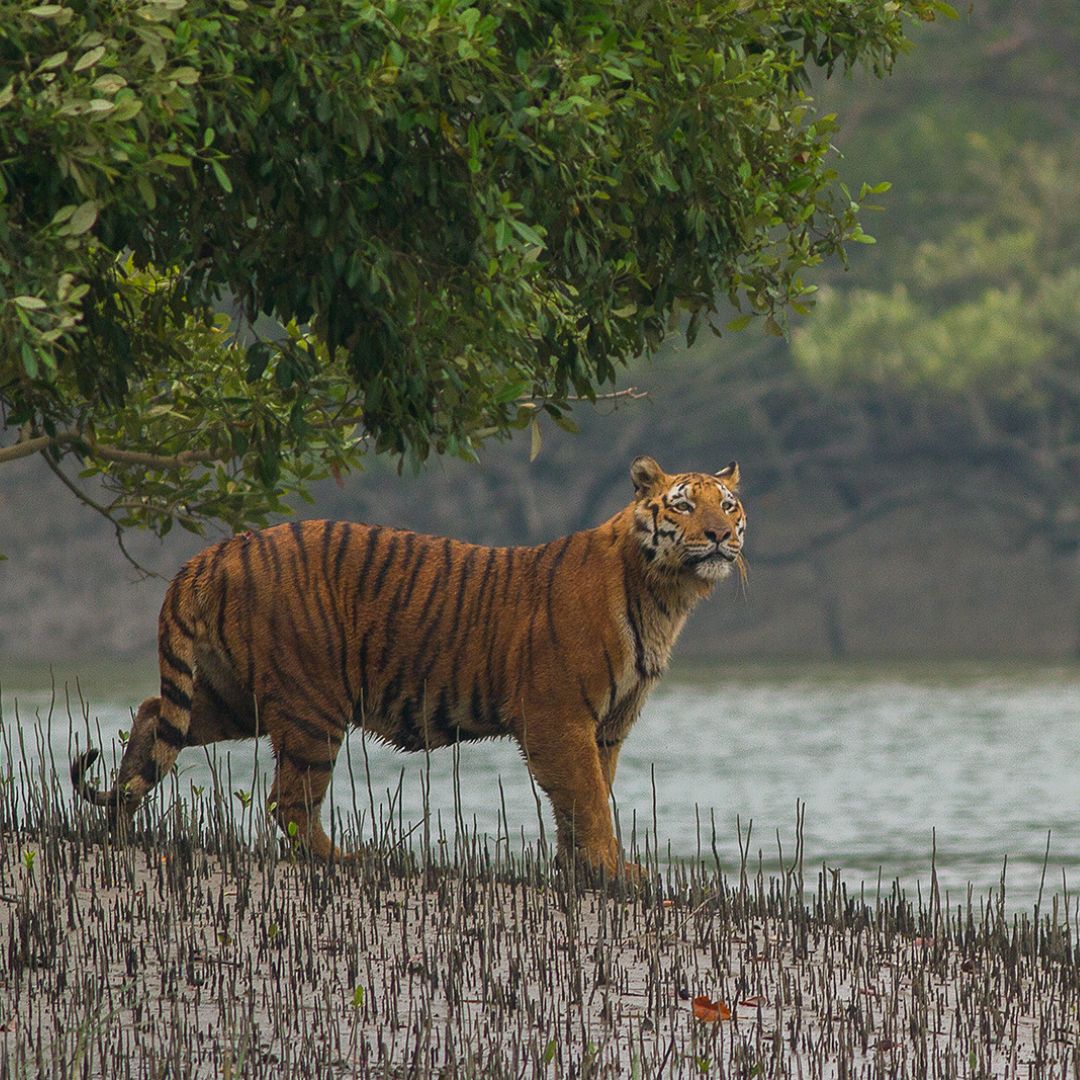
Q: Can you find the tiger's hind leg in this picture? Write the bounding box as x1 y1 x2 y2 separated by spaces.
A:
106 592 201 827
86 603 197 836
266 717 348 860
111 696 166 835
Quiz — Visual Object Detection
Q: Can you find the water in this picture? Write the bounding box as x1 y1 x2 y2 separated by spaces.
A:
2 661 1078 912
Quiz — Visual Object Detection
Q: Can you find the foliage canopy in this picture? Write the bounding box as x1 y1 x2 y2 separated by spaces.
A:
0 0 948 536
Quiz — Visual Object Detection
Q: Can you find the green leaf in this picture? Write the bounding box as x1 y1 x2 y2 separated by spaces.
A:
529 416 542 462
136 174 157 210
37 51 69 71
13 296 48 310
274 354 295 389
246 342 271 382
73 45 106 72
92 74 127 94
495 380 530 404
210 159 233 193
65 201 99 236
509 219 545 248
50 204 78 226
111 95 143 121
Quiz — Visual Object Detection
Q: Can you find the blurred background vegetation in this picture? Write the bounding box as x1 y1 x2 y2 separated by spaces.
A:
2 0 1078 663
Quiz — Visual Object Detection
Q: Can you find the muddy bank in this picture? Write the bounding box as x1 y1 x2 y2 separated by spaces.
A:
3 791 1079 1078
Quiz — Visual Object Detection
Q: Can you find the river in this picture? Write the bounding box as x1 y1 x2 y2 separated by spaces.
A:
2 661 1077 913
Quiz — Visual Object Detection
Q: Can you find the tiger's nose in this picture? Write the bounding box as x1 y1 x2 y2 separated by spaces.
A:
704 528 731 544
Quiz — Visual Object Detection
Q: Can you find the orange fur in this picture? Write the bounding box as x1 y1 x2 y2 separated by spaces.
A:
71 457 747 874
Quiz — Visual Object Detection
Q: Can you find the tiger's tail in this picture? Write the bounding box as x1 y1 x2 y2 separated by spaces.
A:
70 696 165 828
70 748 115 807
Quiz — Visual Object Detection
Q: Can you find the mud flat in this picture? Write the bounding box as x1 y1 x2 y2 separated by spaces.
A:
3 761 1080 1080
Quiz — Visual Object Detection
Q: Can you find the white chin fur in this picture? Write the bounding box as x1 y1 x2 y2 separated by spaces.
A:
694 560 732 582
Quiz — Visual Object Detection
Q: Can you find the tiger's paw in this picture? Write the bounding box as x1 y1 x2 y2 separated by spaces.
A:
559 848 651 891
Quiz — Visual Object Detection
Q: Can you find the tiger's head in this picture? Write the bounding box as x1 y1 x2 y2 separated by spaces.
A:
630 456 746 583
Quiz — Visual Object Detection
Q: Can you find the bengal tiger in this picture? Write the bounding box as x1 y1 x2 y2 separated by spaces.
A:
72 456 746 875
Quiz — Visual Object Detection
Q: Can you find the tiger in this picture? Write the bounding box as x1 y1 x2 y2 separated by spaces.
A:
71 456 746 876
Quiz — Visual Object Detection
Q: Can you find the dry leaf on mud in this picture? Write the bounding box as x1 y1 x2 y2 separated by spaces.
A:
740 995 767 1008
692 995 731 1022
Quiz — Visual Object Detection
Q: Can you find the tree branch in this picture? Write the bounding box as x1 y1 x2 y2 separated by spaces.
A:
38 452 163 579
1 415 370 470
0 429 225 469
84 441 226 470
563 386 648 405
0 433 53 465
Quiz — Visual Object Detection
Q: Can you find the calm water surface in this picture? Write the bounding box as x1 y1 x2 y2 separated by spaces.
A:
2 661 1077 911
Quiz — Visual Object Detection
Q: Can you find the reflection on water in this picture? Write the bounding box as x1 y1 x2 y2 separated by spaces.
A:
2 662 1078 911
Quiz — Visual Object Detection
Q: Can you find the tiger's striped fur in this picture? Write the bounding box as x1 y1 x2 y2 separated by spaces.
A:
72 456 746 874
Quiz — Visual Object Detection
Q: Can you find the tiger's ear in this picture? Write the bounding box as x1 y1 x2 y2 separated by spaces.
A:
630 456 666 495
715 461 740 489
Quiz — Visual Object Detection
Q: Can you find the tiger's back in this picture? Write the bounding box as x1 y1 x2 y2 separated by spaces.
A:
172 520 615 752
72 456 747 873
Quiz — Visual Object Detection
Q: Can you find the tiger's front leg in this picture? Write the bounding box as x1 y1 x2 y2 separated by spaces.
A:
520 725 621 877
598 738 622 793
